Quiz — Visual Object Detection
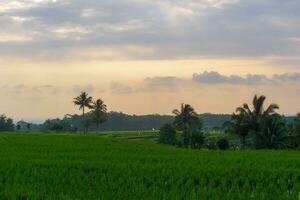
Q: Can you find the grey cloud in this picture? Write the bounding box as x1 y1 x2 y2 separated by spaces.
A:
192 71 300 85
273 73 300 82
110 82 133 94
144 76 181 87
72 84 94 93
0 0 299 60
192 71 271 85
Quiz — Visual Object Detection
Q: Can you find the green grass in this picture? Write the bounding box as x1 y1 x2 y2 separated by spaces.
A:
0 132 299 199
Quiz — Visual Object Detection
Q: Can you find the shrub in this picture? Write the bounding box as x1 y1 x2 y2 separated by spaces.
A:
190 128 205 149
217 138 230 150
158 124 177 145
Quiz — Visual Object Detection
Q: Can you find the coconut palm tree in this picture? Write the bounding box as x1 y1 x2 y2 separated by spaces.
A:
91 99 108 132
253 115 290 149
173 103 199 131
236 95 279 130
73 92 93 133
173 104 202 147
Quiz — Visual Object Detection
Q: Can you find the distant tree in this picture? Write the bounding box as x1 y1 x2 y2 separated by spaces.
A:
253 115 290 149
91 99 108 132
0 114 14 131
27 123 31 132
73 92 93 134
16 124 21 131
43 119 72 132
158 123 176 145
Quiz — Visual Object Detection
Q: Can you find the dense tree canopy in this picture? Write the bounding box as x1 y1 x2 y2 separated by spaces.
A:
0 114 14 131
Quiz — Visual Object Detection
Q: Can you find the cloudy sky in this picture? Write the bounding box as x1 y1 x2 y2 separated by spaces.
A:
0 0 300 121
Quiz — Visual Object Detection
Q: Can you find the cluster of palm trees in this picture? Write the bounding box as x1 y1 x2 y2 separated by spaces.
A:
73 92 107 133
161 94 300 150
225 95 298 149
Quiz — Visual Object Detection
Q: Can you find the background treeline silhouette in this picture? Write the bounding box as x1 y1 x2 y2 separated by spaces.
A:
13 112 235 132
6 112 296 132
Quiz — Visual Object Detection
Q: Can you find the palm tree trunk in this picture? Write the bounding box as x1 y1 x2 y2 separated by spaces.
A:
83 106 86 134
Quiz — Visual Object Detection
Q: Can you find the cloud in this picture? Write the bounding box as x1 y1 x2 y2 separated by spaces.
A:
110 82 133 94
72 84 94 93
273 73 300 82
192 71 271 85
0 0 299 60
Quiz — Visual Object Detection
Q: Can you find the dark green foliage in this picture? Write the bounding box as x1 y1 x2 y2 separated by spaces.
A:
91 99 108 131
172 103 205 149
0 114 14 131
190 128 205 149
158 124 176 145
206 140 217 150
232 95 279 147
217 138 230 150
173 103 199 131
252 115 291 149
27 123 31 131
224 113 250 147
292 113 300 146
73 92 93 133
224 94 291 149
43 119 72 132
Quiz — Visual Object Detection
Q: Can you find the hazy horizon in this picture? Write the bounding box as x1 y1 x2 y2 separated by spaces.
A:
1 0 300 120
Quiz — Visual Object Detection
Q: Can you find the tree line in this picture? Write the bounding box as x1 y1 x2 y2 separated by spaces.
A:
159 95 300 150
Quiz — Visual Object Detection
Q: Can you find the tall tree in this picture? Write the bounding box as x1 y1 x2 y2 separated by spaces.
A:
172 104 199 131
236 95 279 130
91 99 108 132
173 104 202 147
73 92 93 133
228 95 280 148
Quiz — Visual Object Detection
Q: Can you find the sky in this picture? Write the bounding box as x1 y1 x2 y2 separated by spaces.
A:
0 0 300 121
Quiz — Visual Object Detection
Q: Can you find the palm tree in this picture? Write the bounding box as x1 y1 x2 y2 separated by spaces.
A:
173 104 201 147
231 95 279 147
253 115 291 149
236 95 279 130
91 99 108 132
173 103 199 131
73 92 93 133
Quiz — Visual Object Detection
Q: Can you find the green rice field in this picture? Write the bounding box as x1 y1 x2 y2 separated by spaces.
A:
0 132 299 199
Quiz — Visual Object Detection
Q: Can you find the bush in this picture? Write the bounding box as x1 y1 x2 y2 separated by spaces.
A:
217 138 230 150
206 140 217 150
158 124 176 145
190 129 205 149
